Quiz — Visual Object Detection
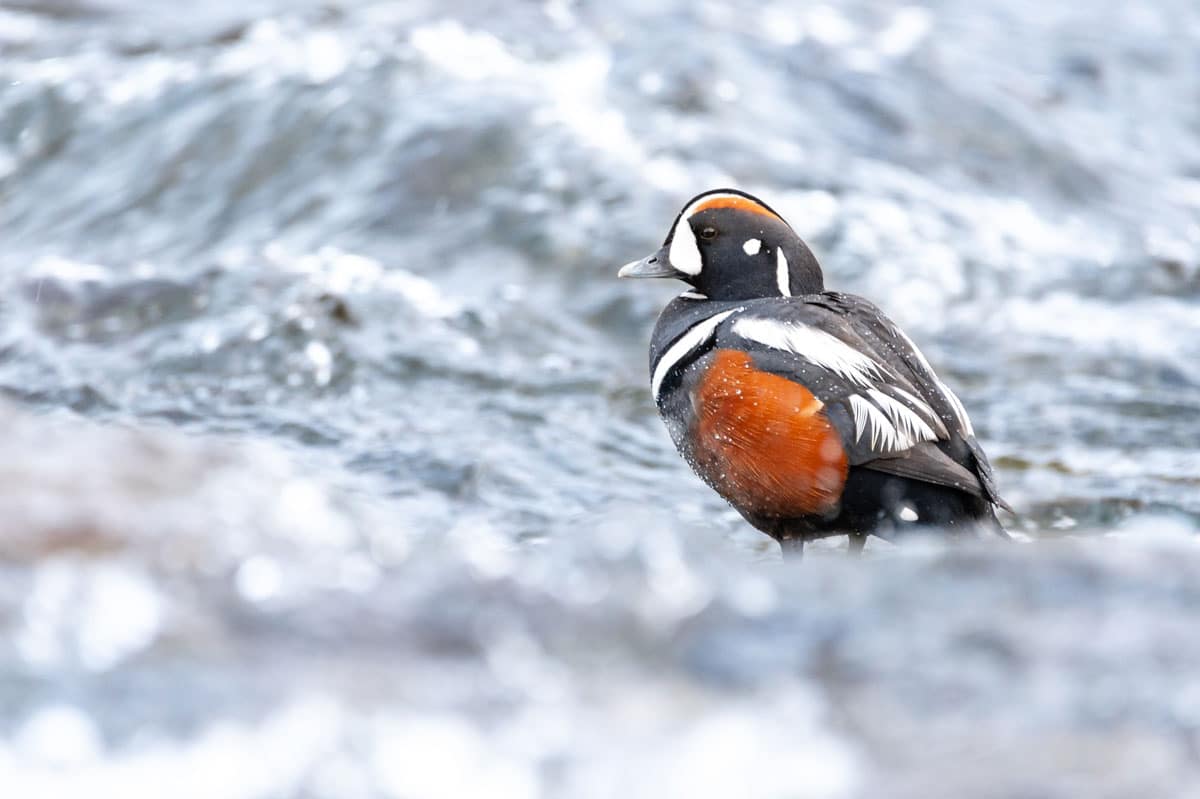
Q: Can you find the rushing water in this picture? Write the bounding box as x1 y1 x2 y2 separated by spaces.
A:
1 1 1199 796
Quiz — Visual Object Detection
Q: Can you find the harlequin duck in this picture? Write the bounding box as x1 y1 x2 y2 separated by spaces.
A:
620 189 1010 558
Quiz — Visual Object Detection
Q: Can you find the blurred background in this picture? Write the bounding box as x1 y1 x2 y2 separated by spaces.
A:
1 0 1199 796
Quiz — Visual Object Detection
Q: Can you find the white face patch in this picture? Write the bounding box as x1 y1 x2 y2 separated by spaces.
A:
652 309 741 399
667 192 769 277
732 317 883 387
667 217 703 275
776 248 791 296
742 238 761 256
898 504 920 522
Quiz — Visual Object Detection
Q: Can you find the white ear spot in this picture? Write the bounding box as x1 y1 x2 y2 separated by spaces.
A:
776 248 791 296
742 238 762 256
668 219 703 275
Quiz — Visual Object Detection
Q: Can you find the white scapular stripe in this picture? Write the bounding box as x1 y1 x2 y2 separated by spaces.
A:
742 238 762 255
890 385 949 437
679 290 707 300
864 388 939 448
651 309 741 399
732 317 883 387
847 395 900 450
848 394 930 452
775 248 790 296
940 383 974 436
893 327 975 436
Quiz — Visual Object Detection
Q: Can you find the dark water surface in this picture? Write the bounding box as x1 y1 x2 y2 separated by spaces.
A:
1 0 1199 795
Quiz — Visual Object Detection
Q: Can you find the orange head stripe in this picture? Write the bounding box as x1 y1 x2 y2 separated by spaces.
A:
691 196 783 223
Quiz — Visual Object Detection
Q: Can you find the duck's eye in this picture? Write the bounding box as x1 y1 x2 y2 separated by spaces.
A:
699 227 718 240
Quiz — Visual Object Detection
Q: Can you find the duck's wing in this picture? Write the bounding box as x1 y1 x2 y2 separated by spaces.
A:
711 293 1010 512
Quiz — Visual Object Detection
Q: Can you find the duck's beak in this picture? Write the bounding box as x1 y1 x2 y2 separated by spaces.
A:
617 246 680 279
